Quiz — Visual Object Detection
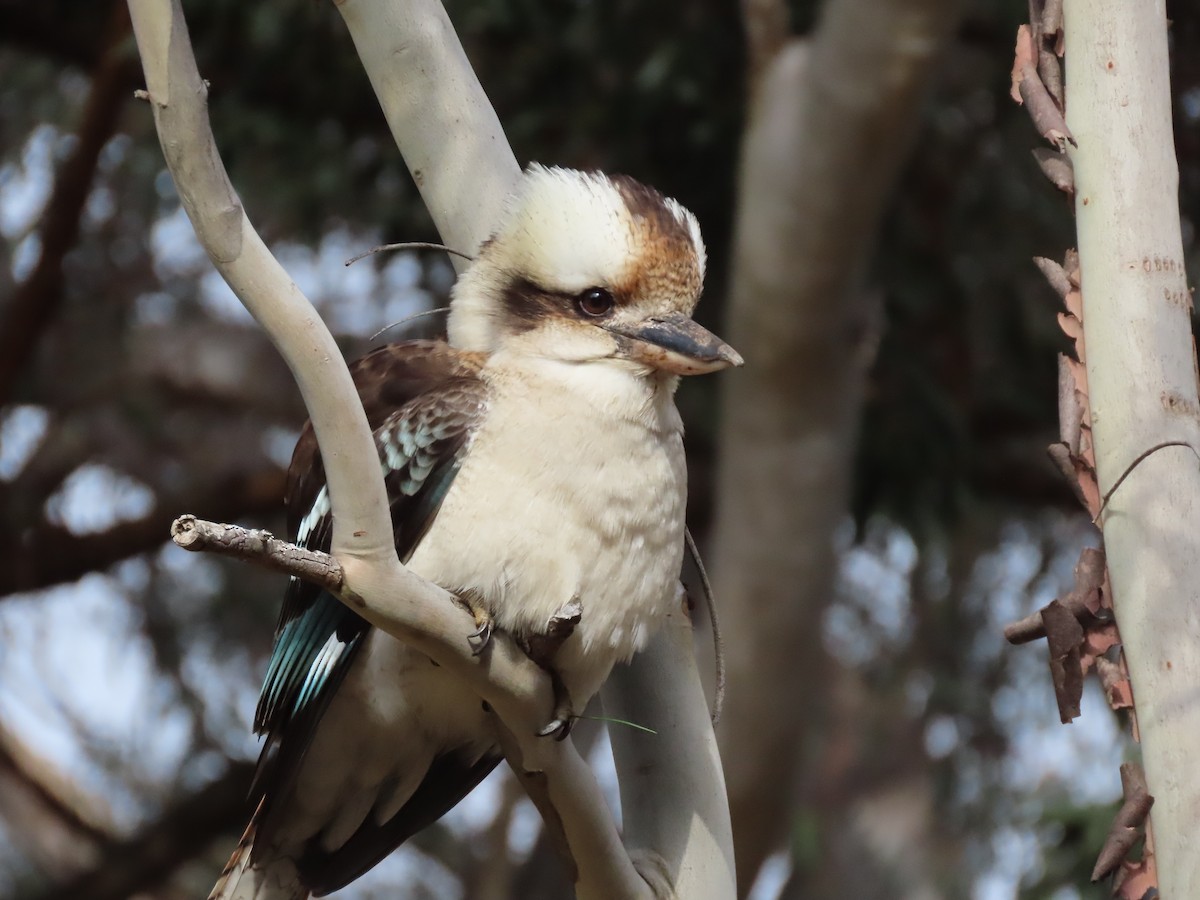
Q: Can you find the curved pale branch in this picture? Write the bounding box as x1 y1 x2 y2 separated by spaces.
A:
123 1 671 896
335 0 522 265
339 2 735 898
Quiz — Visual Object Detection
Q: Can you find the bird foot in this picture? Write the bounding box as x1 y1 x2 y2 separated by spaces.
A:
468 616 494 656
519 597 582 668
536 671 576 742
456 590 495 656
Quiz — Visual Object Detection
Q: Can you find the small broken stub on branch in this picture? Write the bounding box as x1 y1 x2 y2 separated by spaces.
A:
1004 546 1126 724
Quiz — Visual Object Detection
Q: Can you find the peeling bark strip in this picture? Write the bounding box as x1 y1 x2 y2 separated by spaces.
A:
1010 25 1075 149
1003 545 1126 724
1031 148 1074 195
1042 600 1085 722
1004 546 1105 645
1092 763 1155 884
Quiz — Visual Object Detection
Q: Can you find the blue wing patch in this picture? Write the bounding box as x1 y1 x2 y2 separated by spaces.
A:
248 351 487 833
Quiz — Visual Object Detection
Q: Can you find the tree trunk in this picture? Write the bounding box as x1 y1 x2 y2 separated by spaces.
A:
712 0 959 888
1064 0 1200 892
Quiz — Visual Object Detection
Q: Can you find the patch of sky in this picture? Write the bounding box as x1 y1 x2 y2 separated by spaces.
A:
156 543 225 613
132 290 178 326
1182 86 1200 123
43 464 155 535
825 516 918 666
10 232 40 281
150 203 208 279
0 575 193 828
84 184 116 227
0 124 56 238
197 268 254 323
348 845 463 900
746 851 791 900
177 633 261 766
97 133 131 173
975 826 1045 900
262 426 301 469
925 713 961 760
0 405 49 480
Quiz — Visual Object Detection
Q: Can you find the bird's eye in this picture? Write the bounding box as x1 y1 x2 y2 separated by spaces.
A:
576 287 615 318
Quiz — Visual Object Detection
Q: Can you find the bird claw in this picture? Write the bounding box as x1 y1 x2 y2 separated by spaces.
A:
467 614 494 656
456 590 495 656
536 670 575 741
536 715 574 741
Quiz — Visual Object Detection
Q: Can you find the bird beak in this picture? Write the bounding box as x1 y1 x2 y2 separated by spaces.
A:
604 314 744 375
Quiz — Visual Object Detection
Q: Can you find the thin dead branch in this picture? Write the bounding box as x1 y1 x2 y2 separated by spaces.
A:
170 515 343 594
0 3 132 407
0 467 285 597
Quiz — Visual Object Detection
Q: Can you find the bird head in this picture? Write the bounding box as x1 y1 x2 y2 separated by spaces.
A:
448 165 742 376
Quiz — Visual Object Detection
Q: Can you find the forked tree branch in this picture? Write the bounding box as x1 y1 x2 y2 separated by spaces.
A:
334 0 522 271
124 1 715 896
340 2 735 896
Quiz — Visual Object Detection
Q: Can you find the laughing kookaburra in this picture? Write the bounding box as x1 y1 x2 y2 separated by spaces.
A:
210 165 742 899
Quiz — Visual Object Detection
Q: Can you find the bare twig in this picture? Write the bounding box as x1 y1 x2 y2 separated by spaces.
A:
685 527 725 726
344 241 473 267
170 515 343 594
1004 546 1106 645
368 306 451 342
1092 441 1200 524
0 467 285 598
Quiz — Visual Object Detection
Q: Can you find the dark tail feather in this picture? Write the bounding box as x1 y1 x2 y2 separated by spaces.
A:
209 800 306 900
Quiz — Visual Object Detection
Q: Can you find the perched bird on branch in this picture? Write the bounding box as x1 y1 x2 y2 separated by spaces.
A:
212 165 741 899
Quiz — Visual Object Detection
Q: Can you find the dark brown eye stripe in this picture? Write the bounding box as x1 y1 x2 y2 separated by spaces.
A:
499 275 623 331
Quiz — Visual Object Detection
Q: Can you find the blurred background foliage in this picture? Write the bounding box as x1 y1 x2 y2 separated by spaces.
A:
0 0 1196 897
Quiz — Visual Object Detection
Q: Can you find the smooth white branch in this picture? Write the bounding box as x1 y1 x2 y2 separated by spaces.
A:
1065 0 1200 891
337 2 735 898
125 1 656 896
